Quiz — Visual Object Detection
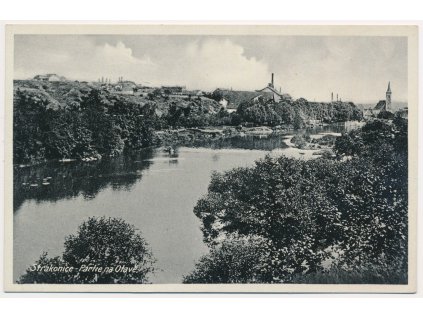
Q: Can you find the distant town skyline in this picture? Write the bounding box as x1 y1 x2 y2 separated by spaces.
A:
14 35 408 103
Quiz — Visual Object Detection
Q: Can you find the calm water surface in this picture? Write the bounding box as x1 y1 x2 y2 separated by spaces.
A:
13 122 362 283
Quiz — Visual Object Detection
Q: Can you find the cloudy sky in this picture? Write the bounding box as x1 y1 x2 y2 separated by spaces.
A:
14 35 407 103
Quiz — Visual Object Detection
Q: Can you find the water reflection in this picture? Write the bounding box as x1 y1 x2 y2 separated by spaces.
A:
14 148 155 212
13 121 363 283
14 123 363 212
13 135 293 212
189 134 289 151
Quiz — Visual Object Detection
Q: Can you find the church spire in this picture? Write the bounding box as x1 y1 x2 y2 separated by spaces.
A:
386 81 392 111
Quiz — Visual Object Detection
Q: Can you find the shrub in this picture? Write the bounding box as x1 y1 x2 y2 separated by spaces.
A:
183 236 267 283
188 119 407 283
18 217 156 284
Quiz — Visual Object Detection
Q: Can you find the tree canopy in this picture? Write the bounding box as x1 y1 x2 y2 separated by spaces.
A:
18 217 156 284
188 118 408 283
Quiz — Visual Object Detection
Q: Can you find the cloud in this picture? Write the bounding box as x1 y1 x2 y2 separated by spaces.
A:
174 39 270 90
15 36 270 91
14 35 407 102
90 42 156 77
14 37 155 83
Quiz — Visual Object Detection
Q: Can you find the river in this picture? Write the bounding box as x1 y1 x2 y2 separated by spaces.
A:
13 122 363 283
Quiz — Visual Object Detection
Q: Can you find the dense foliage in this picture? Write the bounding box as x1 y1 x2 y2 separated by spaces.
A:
184 236 267 283
18 217 156 284
237 98 363 128
186 118 407 284
14 88 158 163
13 83 227 163
14 80 363 163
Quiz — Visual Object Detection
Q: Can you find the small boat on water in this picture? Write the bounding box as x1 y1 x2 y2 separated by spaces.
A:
244 126 273 135
59 158 76 163
164 146 175 155
81 156 98 162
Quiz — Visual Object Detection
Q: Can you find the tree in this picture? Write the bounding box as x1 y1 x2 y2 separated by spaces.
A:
13 89 51 162
377 110 395 120
18 217 156 284
189 119 408 283
184 236 267 283
292 112 305 129
334 129 364 157
192 157 342 282
167 103 183 128
211 89 224 102
13 85 160 163
17 252 74 284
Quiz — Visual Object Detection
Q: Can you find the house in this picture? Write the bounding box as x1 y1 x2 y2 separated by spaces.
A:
216 96 235 113
397 107 408 119
137 86 155 96
161 86 186 95
219 97 229 108
363 108 375 119
33 74 67 82
373 100 386 117
212 89 269 109
114 81 137 95
251 95 267 104
256 73 287 103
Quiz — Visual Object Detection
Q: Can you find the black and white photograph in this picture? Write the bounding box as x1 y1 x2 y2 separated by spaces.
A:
3 24 417 293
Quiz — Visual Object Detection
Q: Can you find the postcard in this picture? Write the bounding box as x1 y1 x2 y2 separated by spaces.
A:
3 24 418 292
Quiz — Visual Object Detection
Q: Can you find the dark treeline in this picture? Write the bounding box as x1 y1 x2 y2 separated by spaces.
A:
235 98 363 128
14 88 157 163
184 116 408 284
13 85 229 163
14 81 363 164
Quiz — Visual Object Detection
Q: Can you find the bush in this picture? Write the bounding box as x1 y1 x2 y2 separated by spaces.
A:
13 87 157 163
291 134 311 149
291 265 407 284
235 98 362 127
377 110 395 120
188 119 407 283
18 217 156 284
183 236 267 283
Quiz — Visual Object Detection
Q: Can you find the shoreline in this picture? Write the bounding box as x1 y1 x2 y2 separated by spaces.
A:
14 121 362 167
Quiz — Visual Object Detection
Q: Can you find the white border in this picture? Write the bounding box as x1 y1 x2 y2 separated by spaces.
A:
2 23 419 294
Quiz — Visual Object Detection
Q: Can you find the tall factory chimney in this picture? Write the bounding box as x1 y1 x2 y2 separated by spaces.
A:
271 73 274 87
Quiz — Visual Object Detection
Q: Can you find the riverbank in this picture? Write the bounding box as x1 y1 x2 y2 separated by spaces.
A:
155 126 277 146
14 121 365 167
154 121 364 148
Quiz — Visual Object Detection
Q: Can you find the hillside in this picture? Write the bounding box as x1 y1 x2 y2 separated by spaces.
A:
13 80 226 163
13 79 366 163
211 89 273 108
14 79 223 114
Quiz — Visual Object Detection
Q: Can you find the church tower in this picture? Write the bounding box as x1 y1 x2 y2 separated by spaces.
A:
386 82 392 111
